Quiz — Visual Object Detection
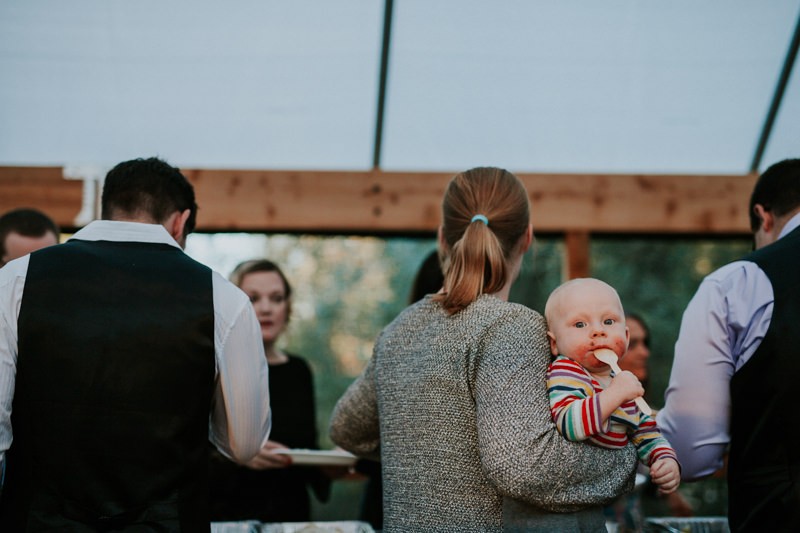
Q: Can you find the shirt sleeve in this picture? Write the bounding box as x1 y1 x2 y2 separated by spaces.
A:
546 357 605 442
629 412 678 467
208 274 272 463
329 338 381 461
658 261 773 480
0 257 28 463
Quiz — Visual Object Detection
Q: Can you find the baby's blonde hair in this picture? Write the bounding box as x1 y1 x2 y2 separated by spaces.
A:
544 278 623 326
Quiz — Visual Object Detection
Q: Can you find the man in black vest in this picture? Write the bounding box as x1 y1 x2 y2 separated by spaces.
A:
659 158 800 531
0 157 272 531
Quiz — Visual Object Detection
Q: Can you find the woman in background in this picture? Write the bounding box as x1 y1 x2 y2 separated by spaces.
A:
209 259 329 522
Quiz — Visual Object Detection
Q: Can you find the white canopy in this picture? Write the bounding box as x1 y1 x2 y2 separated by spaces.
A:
1 0 798 173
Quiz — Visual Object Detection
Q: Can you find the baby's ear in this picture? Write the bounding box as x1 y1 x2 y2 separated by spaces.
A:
546 331 559 356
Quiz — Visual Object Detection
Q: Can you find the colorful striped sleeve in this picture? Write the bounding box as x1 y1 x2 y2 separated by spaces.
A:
546 356 605 442
629 409 679 466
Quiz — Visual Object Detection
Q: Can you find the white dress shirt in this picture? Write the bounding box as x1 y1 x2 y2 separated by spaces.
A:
0 220 271 463
659 213 800 479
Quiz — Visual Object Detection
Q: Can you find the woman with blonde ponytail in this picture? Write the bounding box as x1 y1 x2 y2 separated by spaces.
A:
331 167 637 532
434 167 531 314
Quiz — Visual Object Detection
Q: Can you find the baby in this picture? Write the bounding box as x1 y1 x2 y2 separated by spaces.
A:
545 278 680 494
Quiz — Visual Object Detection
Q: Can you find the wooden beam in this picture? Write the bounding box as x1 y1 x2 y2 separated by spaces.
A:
0 166 757 235
184 168 447 233
564 231 590 280
525 173 756 234
0 167 84 229
187 169 757 234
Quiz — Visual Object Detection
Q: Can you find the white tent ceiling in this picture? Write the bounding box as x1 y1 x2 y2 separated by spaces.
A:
1 0 798 174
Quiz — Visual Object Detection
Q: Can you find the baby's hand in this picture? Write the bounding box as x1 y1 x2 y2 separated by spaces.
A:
650 457 680 494
606 370 644 404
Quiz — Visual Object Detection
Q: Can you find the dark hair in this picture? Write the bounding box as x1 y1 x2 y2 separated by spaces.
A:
101 157 197 234
230 259 293 320
749 158 800 232
0 208 60 258
625 312 650 349
433 167 530 314
409 250 445 304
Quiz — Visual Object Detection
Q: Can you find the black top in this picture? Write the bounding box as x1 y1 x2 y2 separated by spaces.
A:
3 239 216 532
208 354 329 522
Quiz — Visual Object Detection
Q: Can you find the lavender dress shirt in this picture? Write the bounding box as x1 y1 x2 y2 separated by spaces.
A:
659 213 800 479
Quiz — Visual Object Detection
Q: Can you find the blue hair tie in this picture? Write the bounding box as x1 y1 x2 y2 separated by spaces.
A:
470 214 489 226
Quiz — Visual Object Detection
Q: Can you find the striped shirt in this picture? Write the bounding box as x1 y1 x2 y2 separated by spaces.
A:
547 355 677 467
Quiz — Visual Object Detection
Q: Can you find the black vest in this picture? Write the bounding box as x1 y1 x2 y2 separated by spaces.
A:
1 239 216 532
728 226 800 532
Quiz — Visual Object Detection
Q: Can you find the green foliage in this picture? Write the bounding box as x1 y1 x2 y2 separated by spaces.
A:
509 236 564 312
187 233 436 521
589 237 751 406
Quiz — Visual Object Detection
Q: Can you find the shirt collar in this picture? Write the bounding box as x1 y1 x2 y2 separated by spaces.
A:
778 212 800 240
68 220 182 249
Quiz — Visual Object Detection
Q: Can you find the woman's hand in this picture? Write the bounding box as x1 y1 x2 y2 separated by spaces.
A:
244 439 293 470
320 447 364 480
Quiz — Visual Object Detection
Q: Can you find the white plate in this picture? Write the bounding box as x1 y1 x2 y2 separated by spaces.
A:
272 448 357 466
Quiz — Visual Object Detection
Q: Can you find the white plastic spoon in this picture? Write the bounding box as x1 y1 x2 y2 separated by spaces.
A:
593 348 652 416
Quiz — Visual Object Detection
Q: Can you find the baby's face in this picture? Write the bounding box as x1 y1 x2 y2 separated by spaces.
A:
546 279 629 374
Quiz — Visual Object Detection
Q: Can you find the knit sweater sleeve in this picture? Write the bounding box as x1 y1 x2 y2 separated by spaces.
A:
475 305 638 512
328 339 381 462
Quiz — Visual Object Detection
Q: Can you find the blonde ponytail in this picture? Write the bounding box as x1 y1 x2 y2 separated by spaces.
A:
433 167 530 315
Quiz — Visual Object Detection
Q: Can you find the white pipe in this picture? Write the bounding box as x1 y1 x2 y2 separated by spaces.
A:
63 164 107 227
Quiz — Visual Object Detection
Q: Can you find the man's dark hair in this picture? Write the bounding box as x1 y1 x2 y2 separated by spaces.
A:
749 158 800 232
0 208 60 259
101 157 197 234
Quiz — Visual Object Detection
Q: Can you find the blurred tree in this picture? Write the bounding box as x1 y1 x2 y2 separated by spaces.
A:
509 236 563 312
591 237 751 405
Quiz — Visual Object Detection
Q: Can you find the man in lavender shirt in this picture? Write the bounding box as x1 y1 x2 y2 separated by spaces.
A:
659 158 800 531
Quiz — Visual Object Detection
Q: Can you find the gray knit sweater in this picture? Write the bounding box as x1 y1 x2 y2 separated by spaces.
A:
330 295 637 532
